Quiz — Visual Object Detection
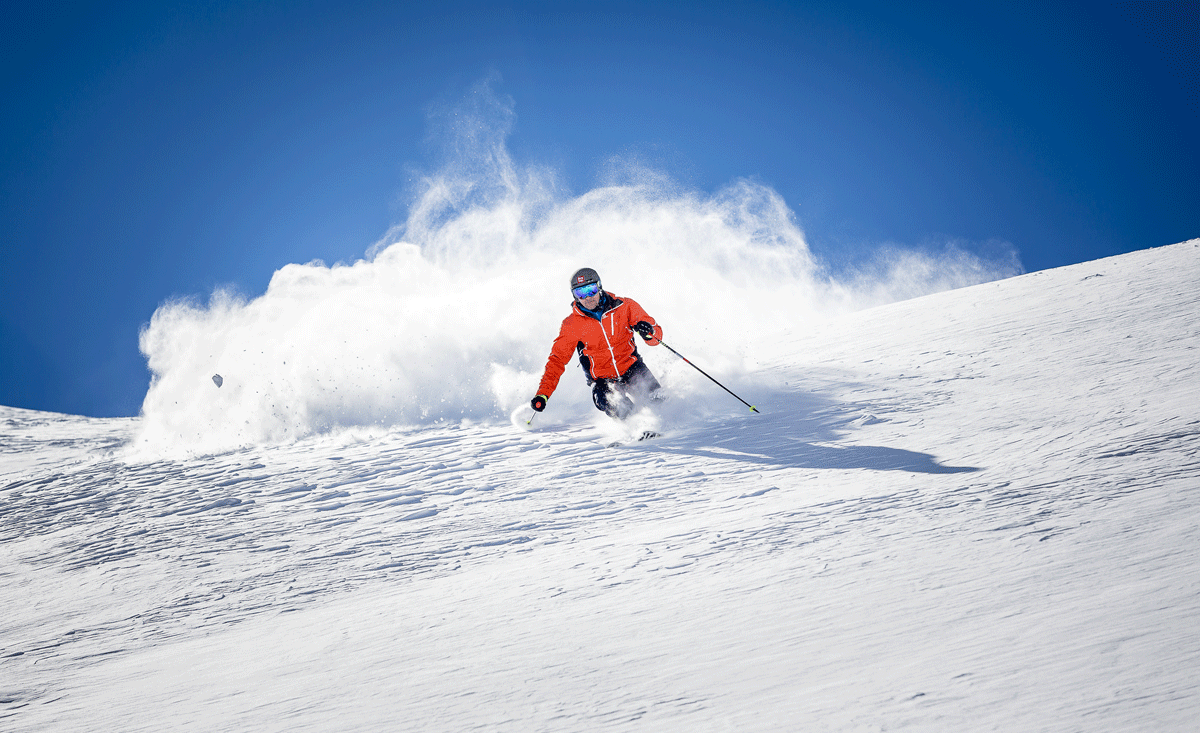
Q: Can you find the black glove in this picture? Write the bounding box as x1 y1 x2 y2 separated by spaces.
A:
633 321 655 339
531 394 548 412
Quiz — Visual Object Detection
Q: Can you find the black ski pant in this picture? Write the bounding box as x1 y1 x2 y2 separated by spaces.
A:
591 357 662 419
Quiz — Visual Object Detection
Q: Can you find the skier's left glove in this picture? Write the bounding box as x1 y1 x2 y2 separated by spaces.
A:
530 395 548 412
633 321 655 339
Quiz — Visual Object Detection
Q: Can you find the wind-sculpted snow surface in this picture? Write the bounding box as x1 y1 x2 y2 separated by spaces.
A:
134 88 1019 455
3 241 1198 731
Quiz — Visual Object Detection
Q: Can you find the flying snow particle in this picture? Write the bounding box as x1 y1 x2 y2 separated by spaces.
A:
212 374 223 388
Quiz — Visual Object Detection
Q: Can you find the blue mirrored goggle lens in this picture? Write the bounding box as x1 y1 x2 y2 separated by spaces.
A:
572 282 600 299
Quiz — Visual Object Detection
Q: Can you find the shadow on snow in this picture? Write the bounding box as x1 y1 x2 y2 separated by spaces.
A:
644 386 980 475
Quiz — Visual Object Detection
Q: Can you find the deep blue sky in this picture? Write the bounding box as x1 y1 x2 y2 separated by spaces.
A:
3 1 1197 417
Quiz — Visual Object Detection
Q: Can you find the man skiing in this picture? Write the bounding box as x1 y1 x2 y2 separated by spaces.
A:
531 267 665 420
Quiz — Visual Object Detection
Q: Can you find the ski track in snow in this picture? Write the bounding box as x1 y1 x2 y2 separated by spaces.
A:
2 241 1199 731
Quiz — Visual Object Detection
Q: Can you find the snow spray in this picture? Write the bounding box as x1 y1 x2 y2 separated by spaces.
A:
134 82 1020 455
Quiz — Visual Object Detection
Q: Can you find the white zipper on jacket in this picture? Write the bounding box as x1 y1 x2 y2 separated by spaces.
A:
600 306 621 376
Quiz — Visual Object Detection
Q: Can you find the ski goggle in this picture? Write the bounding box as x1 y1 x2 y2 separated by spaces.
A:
572 282 601 299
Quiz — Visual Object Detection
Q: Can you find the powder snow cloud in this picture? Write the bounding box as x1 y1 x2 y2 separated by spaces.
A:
134 81 1021 455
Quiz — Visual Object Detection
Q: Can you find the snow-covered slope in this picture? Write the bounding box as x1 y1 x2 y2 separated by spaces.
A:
3 240 1198 731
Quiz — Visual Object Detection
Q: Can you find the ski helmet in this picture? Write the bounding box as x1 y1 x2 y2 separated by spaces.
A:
569 267 601 292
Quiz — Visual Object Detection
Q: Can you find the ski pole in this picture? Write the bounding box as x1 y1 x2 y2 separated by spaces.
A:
658 339 760 414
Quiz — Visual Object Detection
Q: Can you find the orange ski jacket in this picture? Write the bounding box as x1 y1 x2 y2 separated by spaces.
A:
536 292 663 398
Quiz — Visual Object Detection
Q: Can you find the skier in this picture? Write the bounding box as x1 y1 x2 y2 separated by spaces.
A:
531 267 665 420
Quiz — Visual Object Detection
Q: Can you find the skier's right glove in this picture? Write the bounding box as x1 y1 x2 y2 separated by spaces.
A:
531 394 548 412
